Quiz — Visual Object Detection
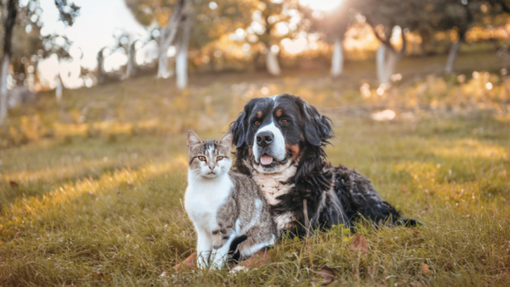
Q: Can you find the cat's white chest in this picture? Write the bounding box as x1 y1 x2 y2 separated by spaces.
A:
185 174 232 232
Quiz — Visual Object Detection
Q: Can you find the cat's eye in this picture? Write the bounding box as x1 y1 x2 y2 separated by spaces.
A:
254 121 260 126
217 156 224 161
281 119 289 124
198 156 206 161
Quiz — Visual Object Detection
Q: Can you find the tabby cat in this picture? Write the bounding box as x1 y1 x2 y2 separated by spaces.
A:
185 130 277 269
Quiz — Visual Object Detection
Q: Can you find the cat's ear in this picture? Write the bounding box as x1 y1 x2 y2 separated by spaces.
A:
218 131 233 147
187 130 202 146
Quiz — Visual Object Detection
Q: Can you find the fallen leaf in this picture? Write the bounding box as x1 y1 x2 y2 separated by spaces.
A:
315 266 337 285
420 205 431 217
93 271 104 277
350 234 368 252
9 181 19 188
422 263 430 275
14 232 22 238
444 261 453 271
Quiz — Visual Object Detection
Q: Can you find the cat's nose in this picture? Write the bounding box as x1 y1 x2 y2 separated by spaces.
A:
256 131 274 147
209 165 215 171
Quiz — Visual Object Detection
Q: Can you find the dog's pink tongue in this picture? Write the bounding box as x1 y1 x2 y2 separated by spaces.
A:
260 155 273 165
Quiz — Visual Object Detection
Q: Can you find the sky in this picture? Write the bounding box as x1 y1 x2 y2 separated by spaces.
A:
39 0 146 88
37 0 344 89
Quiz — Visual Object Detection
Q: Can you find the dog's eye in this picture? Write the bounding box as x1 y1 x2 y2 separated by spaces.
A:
254 121 260 126
217 156 224 161
198 156 206 161
281 119 289 124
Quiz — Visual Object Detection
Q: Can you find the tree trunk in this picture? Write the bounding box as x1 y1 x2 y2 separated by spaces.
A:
176 13 192 90
157 0 186 79
0 56 10 123
445 40 461 74
126 40 138 78
265 45 281 76
0 0 18 124
176 47 187 89
371 25 406 86
383 48 399 84
56 74 63 102
376 45 386 84
376 44 399 85
97 48 106 85
330 37 344 77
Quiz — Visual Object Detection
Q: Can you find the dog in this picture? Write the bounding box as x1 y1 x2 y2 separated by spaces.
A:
230 94 421 236
173 94 420 271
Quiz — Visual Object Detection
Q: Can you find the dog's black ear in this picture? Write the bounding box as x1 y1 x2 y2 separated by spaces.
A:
298 98 333 146
230 103 251 148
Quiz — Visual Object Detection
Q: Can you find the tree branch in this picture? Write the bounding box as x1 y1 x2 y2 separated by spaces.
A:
502 1 510 14
365 15 394 52
160 0 187 52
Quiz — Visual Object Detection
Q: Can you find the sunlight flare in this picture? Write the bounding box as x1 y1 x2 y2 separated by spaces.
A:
299 0 344 11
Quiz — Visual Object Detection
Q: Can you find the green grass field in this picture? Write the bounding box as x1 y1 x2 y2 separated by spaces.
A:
1 59 510 285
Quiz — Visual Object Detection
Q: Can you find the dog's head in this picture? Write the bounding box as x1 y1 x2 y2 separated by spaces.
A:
230 94 333 174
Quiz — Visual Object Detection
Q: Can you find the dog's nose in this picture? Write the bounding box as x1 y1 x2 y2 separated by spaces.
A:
256 131 274 147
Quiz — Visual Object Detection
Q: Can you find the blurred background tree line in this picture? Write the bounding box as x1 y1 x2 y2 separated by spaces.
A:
1 0 510 124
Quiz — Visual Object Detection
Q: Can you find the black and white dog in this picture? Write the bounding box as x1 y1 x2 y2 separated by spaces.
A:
230 94 420 236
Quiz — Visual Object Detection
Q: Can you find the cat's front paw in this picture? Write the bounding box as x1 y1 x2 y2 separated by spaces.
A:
196 257 209 270
209 258 226 270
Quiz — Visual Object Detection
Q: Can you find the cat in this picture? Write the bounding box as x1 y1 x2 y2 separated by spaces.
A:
185 130 278 270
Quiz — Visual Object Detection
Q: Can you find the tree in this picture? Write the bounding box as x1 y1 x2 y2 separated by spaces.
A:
0 0 79 124
111 31 139 78
96 47 107 85
126 0 256 87
188 0 256 72
126 40 139 78
176 10 192 89
54 0 80 26
125 0 188 78
487 0 510 15
434 0 481 74
253 0 293 76
157 0 187 79
0 0 20 124
354 0 428 86
301 3 353 77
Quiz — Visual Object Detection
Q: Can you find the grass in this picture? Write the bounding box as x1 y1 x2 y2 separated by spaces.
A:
1 59 510 285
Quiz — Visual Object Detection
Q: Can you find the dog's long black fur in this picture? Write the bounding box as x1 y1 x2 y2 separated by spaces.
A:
230 94 421 237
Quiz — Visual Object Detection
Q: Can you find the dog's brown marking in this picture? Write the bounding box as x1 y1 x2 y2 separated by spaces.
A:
256 111 262 118
286 143 301 161
275 109 282 117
